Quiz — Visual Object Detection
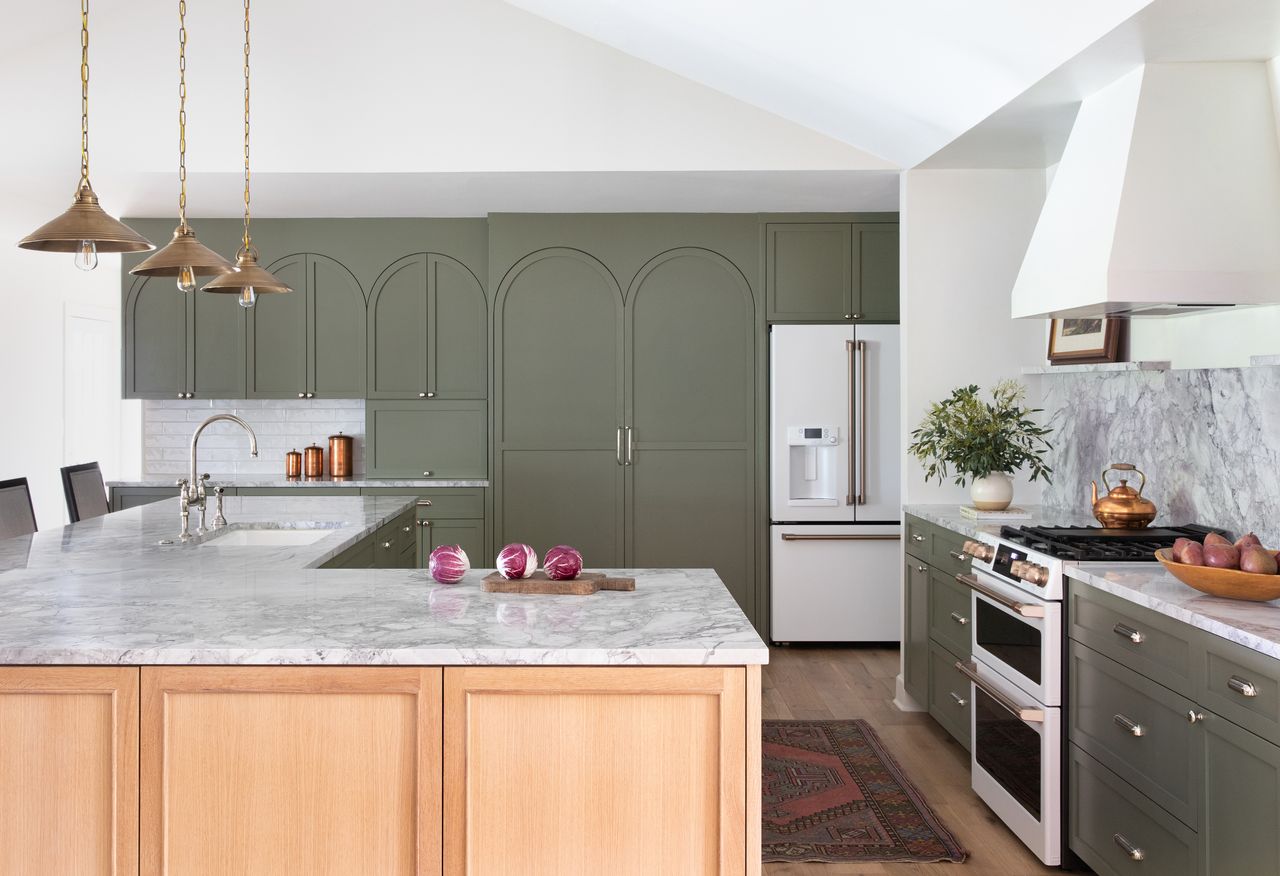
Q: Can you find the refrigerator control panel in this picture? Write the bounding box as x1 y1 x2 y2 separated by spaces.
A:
786 425 840 446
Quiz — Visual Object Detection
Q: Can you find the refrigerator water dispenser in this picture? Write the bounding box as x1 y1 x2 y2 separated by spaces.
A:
785 425 839 506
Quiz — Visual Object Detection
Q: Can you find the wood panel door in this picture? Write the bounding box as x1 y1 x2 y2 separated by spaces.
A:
124 274 191 398
493 248 624 564
624 248 756 613
309 254 367 398
0 667 139 875
246 254 309 398
443 666 748 876
141 666 443 876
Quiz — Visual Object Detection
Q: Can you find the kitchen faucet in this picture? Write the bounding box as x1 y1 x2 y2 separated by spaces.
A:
178 414 258 540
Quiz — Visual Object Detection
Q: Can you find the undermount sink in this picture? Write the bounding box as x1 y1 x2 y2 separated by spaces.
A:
201 528 333 547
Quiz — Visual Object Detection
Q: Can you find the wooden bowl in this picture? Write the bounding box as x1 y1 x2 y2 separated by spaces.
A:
1155 549 1280 602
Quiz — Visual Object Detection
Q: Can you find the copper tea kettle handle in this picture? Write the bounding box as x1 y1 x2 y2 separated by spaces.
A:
1102 463 1146 496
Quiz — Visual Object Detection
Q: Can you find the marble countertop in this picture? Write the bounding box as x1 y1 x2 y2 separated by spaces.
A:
0 496 765 666
1068 564 1280 661
108 478 489 489
902 503 1097 540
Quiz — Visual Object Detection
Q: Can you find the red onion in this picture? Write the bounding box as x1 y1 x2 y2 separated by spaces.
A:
496 543 538 580
543 545 583 580
428 544 470 584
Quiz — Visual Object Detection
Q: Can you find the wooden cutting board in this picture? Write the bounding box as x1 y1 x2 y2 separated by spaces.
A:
482 571 636 595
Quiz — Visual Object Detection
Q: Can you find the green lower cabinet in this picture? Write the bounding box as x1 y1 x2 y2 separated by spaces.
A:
366 401 487 479
322 535 376 569
109 487 176 512
417 517 485 569
902 556 930 706
374 510 417 568
1203 711 1280 874
927 641 970 750
1069 744 1199 876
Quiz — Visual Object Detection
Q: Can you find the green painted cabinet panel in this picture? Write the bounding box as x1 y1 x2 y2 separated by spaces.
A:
367 255 427 398
247 255 308 398
928 641 971 751
928 568 971 659
765 222 851 321
123 276 191 399
904 555 930 706
109 487 175 512
417 518 485 569
1204 712 1280 875
367 253 486 400
190 288 246 397
854 223 900 322
323 534 375 569
374 510 417 568
366 401 487 479
499 450 622 566
310 255 367 397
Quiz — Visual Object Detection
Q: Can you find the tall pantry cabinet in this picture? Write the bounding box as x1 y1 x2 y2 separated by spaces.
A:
490 215 762 618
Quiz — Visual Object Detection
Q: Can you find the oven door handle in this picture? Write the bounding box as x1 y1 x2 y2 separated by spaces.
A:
955 660 1045 723
955 573 1046 618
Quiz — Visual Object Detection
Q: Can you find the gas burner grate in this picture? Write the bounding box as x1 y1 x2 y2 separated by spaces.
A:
998 524 1231 563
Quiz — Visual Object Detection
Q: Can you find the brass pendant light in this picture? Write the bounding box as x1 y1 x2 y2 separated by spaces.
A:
131 0 232 291
202 0 290 308
18 0 153 268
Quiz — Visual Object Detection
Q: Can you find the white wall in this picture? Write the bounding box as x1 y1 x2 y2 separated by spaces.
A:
0 211 140 531
900 169 1050 507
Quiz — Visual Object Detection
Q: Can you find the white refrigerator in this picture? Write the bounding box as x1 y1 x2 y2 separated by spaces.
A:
769 324 901 643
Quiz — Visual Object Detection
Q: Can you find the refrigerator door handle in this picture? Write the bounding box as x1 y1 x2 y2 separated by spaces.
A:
846 339 868 506
780 533 901 542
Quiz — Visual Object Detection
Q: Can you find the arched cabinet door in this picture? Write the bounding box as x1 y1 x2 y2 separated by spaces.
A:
246 255 307 399
124 275 191 399
494 248 625 564
367 253 485 400
624 248 756 612
191 282 247 399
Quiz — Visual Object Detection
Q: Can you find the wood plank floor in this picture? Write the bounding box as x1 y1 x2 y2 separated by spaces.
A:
761 646 1061 876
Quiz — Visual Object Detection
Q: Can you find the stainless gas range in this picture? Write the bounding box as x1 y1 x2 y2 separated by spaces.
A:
952 523 1223 867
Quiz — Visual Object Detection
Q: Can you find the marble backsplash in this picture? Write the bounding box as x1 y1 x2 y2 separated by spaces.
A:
1038 365 1280 546
143 399 365 479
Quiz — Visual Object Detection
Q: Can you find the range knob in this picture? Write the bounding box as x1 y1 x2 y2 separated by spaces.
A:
1011 560 1050 587
962 540 995 562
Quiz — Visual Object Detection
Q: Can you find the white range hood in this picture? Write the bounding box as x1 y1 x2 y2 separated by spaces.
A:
1012 62 1280 318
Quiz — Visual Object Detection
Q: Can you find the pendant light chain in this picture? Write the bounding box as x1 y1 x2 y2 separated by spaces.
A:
177 0 188 228
241 0 252 255
79 0 90 187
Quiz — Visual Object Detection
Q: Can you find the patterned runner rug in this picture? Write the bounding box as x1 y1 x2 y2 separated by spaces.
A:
763 719 968 864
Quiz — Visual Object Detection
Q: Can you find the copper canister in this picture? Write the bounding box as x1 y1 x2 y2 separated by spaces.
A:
328 432 353 479
285 448 303 479
303 444 324 479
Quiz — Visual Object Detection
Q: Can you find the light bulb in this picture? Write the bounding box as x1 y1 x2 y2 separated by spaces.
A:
176 265 197 293
74 239 98 271
238 287 257 309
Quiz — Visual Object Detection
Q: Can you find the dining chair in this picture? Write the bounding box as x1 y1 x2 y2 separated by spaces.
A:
60 462 110 523
0 477 37 539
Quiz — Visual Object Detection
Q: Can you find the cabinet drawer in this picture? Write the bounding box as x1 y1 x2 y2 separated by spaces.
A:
927 641 970 751
905 516 931 562
360 488 486 519
928 568 971 658
366 401 487 479
1069 581 1198 698
930 525 972 578
1069 744 1198 876
1200 635 1280 748
1069 641 1201 827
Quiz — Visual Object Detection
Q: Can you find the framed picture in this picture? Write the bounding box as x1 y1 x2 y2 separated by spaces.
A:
1047 318 1125 365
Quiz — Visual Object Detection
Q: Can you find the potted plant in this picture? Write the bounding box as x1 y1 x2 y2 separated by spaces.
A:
907 380 1053 510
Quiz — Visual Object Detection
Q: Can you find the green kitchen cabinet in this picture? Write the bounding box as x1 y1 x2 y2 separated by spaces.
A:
903 554 930 706
365 400 487 479
367 253 486 400
1203 711 1280 874
764 218 899 324
417 517 485 569
247 253 366 399
109 486 176 512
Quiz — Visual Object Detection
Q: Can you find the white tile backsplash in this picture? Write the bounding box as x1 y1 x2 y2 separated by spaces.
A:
142 399 365 479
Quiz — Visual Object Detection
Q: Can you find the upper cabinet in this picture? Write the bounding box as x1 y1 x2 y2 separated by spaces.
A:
246 253 366 399
765 218 900 323
367 253 486 400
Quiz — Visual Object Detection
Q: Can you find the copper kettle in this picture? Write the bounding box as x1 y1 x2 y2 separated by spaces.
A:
1090 463 1157 529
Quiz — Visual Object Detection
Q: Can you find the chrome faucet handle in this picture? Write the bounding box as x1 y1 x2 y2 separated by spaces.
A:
178 487 192 541
212 487 228 528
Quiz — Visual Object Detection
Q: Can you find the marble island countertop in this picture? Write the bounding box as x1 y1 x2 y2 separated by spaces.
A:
0 496 765 666
108 477 490 489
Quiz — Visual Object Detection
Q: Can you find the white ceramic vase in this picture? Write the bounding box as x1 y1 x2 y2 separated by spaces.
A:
970 473 1013 511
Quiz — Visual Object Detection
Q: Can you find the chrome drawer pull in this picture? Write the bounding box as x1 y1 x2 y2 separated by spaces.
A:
1228 675 1259 698
955 573 1046 618
1113 833 1145 862
1113 622 1145 644
1113 713 1146 737
1187 710 1204 724
950 611 969 626
911 533 925 542
950 691 967 707
948 549 969 562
